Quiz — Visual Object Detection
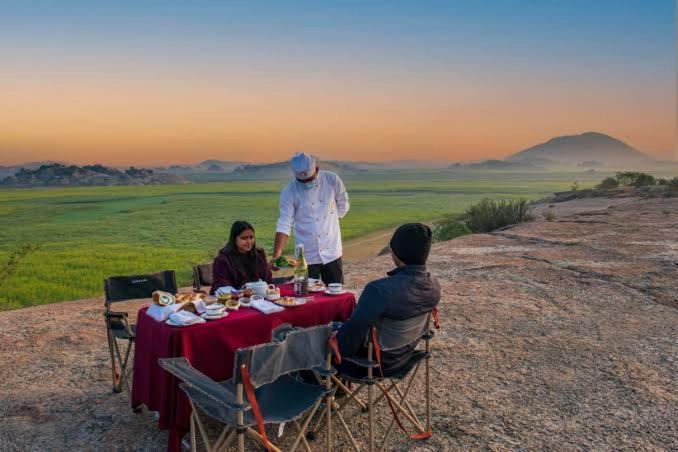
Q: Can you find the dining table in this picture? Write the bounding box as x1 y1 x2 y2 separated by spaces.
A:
131 283 356 452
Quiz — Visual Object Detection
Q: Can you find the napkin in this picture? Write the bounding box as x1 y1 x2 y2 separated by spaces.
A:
166 310 206 326
250 298 284 315
147 303 182 322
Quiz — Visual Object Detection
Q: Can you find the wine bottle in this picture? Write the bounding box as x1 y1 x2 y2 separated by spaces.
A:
294 243 309 295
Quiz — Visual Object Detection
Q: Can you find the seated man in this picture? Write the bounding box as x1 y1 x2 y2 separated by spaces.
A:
335 223 441 377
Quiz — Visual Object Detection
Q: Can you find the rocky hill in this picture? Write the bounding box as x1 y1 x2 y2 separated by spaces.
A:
0 193 675 449
0 163 190 187
506 131 650 166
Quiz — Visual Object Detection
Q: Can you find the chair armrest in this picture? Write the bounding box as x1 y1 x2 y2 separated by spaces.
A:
104 310 129 319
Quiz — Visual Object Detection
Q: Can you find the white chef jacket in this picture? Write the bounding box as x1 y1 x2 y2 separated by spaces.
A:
275 170 350 265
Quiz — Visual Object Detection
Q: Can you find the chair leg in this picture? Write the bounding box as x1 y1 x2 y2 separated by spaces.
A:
289 398 322 452
245 429 282 452
236 384 245 452
190 412 197 452
292 421 313 452
106 328 120 393
425 341 431 432
367 343 374 452
378 370 425 450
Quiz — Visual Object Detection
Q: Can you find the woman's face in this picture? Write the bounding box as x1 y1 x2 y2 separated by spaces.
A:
235 228 255 253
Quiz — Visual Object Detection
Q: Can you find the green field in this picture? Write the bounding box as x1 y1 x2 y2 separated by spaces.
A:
0 171 596 310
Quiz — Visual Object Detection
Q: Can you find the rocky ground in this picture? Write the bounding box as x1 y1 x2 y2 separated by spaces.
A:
1 195 676 450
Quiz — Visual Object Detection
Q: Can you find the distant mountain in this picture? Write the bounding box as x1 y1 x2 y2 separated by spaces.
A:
1 163 189 187
506 132 650 165
154 160 245 175
231 160 362 179
454 159 538 170
0 160 67 179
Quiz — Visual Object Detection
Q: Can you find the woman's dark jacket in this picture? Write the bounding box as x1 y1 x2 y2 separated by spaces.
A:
210 247 273 294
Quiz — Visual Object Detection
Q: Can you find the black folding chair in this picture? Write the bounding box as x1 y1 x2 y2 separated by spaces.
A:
104 270 177 394
192 263 213 291
313 311 438 451
159 323 339 452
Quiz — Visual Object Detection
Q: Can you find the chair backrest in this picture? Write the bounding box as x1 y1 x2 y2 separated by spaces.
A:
192 263 214 290
104 270 177 308
233 323 333 387
376 312 431 351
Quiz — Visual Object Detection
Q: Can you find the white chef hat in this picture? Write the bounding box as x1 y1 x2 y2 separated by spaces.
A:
290 152 316 179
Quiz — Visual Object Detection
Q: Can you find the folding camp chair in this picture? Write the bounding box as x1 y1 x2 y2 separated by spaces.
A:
104 270 177 394
192 263 213 292
159 323 341 452
312 310 439 452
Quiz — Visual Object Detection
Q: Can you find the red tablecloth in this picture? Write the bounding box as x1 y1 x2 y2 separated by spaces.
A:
131 284 355 451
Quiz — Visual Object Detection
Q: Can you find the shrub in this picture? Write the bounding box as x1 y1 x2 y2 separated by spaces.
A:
615 171 656 187
542 209 556 222
669 177 678 197
570 180 580 191
432 215 472 242
461 198 534 233
596 177 619 190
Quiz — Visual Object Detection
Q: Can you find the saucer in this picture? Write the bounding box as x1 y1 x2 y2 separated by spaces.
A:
201 312 228 320
324 289 347 295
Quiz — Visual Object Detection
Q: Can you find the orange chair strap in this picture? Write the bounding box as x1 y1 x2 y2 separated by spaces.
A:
371 326 432 440
240 364 272 452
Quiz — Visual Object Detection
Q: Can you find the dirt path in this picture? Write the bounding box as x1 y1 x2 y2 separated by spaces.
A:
342 222 434 263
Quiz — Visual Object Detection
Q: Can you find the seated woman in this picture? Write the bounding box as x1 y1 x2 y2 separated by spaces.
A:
210 220 272 295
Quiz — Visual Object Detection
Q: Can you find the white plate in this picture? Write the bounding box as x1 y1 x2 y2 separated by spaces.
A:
324 289 347 296
273 298 307 307
309 285 326 293
201 312 228 320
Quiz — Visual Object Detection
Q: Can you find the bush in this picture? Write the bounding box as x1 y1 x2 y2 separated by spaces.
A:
596 177 619 190
461 198 534 233
432 215 472 242
669 177 678 197
615 171 656 187
542 209 556 222
570 180 580 191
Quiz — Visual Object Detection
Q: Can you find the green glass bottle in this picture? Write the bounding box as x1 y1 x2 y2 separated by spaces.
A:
294 244 309 295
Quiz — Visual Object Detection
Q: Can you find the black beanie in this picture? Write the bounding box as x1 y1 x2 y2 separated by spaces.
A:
389 223 432 265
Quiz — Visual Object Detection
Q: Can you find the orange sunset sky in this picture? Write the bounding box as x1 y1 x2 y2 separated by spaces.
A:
0 1 675 166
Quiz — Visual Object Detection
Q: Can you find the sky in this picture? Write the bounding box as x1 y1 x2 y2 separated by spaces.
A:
0 0 675 166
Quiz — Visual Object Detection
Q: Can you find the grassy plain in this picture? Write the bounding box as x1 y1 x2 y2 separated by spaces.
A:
0 171 597 309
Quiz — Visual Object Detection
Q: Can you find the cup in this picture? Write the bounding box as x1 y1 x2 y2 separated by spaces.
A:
205 304 224 316
250 295 264 304
328 283 343 294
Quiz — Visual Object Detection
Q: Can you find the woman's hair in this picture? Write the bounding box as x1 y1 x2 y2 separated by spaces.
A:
221 220 259 278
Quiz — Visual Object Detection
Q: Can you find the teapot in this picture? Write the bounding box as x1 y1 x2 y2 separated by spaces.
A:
243 280 275 297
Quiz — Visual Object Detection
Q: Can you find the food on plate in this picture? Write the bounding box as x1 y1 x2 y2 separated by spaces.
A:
242 288 255 298
152 290 176 306
217 293 232 303
175 293 203 303
276 296 298 306
179 302 198 314
273 256 298 268
225 299 240 310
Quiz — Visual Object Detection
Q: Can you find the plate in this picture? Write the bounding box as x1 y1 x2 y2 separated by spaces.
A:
309 285 326 293
201 312 228 320
324 289 347 296
273 297 307 307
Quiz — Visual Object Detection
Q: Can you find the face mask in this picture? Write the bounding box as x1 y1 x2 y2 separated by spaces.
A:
298 178 318 190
